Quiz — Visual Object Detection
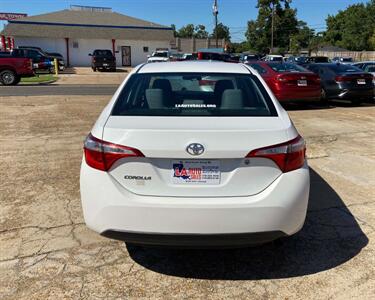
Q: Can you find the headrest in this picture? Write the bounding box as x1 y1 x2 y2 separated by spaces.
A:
152 79 172 92
145 89 164 109
221 89 244 109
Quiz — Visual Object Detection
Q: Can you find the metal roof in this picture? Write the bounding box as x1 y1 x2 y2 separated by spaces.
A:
1 9 173 41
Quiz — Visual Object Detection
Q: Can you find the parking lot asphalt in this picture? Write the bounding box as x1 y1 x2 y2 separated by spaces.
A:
0 84 119 96
0 95 374 299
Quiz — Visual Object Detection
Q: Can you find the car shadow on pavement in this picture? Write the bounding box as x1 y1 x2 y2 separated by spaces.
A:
126 168 368 279
283 100 374 111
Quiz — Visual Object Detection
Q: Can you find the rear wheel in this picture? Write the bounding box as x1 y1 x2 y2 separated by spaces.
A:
351 99 362 106
0 70 18 85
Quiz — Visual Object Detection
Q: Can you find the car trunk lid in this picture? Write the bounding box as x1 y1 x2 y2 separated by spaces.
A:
102 116 291 197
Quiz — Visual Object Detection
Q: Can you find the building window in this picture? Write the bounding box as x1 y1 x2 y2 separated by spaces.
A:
143 46 149 53
73 41 79 48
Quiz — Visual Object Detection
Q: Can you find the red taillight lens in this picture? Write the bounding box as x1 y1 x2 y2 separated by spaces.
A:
335 76 351 82
246 135 306 172
83 133 144 171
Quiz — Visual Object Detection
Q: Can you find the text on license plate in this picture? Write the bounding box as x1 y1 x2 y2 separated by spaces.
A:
172 160 220 185
297 80 307 86
357 79 366 85
103 63 109 66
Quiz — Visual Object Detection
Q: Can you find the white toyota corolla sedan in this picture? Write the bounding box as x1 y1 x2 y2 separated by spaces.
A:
80 61 310 247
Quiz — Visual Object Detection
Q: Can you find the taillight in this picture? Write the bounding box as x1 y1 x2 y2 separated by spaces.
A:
246 135 306 172
83 133 144 171
335 76 352 83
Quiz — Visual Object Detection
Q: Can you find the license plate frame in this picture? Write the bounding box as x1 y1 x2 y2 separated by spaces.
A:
172 160 221 185
357 79 366 85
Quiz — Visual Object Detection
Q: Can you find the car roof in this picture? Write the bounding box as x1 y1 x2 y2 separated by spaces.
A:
138 61 251 74
354 61 375 64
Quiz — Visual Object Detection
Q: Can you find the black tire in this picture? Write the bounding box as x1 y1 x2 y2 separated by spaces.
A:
0 70 18 85
13 76 21 85
351 99 362 106
110 68 116 72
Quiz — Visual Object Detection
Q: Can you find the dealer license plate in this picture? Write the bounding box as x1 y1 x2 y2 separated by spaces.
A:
172 160 220 185
357 79 366 85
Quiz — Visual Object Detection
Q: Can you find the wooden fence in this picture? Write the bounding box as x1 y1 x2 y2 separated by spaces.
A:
313 51 375 62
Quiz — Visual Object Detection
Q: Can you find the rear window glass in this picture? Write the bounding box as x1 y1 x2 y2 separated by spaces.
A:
93 50 113 56
112 73 277 117
152 52 168 57
328 64 362 73
268 63 307 73
249 63 267 74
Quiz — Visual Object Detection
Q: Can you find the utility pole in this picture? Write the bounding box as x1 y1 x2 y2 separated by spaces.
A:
270 2 275 54
213 0 219 48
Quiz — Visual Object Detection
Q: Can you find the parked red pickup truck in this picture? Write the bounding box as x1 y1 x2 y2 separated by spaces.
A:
0 55 34 85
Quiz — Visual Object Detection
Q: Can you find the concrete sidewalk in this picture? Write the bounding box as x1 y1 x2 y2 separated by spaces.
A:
55 67 131 85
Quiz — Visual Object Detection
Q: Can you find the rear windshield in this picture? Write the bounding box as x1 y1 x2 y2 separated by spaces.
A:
268 63 307 73
153 52 168 57
328 64 362 73
93 50 113 56
112 73 277 117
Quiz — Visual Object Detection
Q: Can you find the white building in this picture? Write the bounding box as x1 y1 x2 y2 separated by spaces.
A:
1 6 174 67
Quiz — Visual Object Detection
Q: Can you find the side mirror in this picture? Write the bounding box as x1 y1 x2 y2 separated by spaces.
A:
115 51 119 53
147 55 150 58
88 53 92 56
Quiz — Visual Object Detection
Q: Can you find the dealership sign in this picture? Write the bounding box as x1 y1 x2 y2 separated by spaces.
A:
0 12 27 20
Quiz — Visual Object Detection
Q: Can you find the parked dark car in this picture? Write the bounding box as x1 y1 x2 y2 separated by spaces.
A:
305 63 374 103
19 46 65 71
352 61 375 75
46 52 65 70
8 48 54 73
89 49 116 72
248 61 321 102
197 51 238 63
307 56 330 63
0 54 34 85
286 56 309 65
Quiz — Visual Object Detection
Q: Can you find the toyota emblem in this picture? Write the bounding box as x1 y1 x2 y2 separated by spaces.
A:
186 143 205 156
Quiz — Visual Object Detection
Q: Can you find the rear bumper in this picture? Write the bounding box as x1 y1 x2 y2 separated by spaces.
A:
330 88 374 100
80 161 310 245
92 62 116 68
274 90 321 102
101 230 286 247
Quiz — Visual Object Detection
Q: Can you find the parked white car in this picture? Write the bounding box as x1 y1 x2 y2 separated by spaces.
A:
264 55 284 62
80 61 310 247
147 50 170 63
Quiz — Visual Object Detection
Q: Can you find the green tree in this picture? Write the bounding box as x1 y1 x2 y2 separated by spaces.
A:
194 25 209 39
211 23 231 41
177 24 195 38
246 0 299 53
324 1 375 50
289 21 315 54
